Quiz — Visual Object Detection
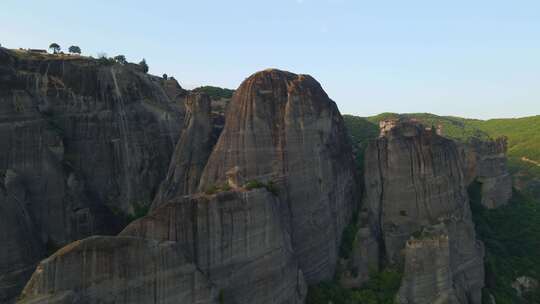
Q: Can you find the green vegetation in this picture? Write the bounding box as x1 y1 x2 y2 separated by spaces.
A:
49 43 61 54
243 180 278 195
126 201 150 223
204 182 232 195
469 182 540 303
342 112 540 303
192 86 235 100
339 211 359 259
114 55 127 64
307 268 402 304
139 58 149 73
68 45 81 54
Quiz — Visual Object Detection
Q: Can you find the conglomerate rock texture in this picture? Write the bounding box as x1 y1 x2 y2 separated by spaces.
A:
460 137 512 209
361 119 484 304
0 48 184 302
198 69 359 283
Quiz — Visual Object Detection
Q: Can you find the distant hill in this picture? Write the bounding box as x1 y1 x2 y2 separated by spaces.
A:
192 86 235 100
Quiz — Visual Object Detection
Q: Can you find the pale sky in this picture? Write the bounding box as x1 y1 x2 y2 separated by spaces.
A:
1 0 539 119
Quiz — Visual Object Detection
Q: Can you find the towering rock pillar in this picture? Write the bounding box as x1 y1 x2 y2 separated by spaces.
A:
198 69 359 283
363 119 484 304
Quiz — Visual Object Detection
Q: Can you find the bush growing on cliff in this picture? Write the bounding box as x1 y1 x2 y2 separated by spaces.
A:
306 268 402 304
243 180 279 195
114 55 127 64
139 58 149 73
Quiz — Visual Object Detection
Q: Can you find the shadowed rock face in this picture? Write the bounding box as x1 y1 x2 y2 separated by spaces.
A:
124 189 306 304
460 137 512 209
0 48 184 302
362 119 484 304
19 189 306 304
151 93 219 208
198 69 359 283
17 237 216 304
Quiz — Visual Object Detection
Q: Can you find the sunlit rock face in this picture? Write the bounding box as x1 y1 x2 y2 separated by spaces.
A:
198 69 359 283
363 119 485 304
0 48 184 303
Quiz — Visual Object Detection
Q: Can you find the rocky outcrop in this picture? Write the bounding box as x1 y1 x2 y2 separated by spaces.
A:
20 189 306 304
361 119 484 304
125 189 306 304
460 137 512 209
397 229 460 304
151 93 219 208
17 236 215 304
0 48 184 302
198 69 358 283
20 68 357 304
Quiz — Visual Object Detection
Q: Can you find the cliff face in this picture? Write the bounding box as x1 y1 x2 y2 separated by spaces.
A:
19 69 356 303
124 190 306 304
460 137 512 209
199 69 359 283
18 236 216 304
18 190 306 304
151 93 219 208
0 48 184 302
361 119 484 304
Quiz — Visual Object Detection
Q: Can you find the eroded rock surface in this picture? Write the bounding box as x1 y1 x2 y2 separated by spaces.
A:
125 189 306 304
460 137 512 209
17 236 215 304
198 69 359 283
0 48 184 302
361 119 484 304
152 93 219 208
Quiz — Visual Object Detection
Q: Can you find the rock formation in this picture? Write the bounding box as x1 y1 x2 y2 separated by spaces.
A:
151 93 219 208
360 119 484 304
0 48 184 302
460 137 512 209
18 68 356 303
125 189 306 304
198 69 359 283
18 236 216 304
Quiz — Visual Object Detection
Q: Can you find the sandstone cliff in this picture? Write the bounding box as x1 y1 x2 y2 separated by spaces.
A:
198 69 359 283
18 236 216 304
18 69 357 303
360 119 485 304
460 137 512 209
0 48 184 302
151 93 220 208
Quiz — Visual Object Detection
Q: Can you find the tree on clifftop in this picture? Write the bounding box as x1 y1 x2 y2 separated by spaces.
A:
114 55 127 64
68 45 81 54
139 58 149 73
49 43 61 54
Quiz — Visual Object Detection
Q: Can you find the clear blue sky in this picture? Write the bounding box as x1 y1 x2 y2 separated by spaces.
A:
2 0 539 119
